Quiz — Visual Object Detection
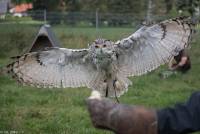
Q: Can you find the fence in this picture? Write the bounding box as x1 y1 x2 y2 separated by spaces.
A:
0 10 199 28
28 10 146 27
0 10 177 27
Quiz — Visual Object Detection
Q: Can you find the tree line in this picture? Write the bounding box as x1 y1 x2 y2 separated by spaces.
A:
12 0 200 17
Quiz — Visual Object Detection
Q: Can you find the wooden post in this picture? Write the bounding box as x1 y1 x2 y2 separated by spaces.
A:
96 8 99 33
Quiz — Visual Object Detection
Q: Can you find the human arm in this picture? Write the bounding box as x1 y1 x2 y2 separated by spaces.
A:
169 56 188 71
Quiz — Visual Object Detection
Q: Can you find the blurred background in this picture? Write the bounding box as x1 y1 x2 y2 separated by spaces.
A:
0 0 200 134
0 0 200 26
0 0 199 57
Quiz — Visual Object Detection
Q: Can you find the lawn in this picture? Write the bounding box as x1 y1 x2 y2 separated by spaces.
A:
0 24 200 134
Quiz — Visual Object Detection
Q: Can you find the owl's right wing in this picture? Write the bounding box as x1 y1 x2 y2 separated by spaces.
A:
5 47 103 89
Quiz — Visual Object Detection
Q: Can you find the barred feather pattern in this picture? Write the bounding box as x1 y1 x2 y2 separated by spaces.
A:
3 17 195 98
115 17 194 77
5 48 104 89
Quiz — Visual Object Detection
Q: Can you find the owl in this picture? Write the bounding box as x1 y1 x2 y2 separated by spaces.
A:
3 17 194 97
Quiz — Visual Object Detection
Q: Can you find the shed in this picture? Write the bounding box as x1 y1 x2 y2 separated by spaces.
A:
29 24 61 52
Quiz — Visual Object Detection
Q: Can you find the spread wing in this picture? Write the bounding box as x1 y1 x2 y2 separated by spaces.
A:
5 48 103 89
115 17 194 77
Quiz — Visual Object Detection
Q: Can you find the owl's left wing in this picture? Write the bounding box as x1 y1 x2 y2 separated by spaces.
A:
115 17 194 77
5 48 103 89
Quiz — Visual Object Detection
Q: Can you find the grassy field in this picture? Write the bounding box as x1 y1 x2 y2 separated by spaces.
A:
0 24 200 134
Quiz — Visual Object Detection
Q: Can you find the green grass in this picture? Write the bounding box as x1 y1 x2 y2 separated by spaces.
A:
0 24 200 134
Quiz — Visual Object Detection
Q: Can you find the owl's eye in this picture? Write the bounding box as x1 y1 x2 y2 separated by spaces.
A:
95 45 99 48
103 44 107 47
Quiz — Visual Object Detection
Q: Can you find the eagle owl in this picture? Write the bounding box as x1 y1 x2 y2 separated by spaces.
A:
4 17 194 97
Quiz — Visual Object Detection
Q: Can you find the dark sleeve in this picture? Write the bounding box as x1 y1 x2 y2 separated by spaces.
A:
157 91 200 134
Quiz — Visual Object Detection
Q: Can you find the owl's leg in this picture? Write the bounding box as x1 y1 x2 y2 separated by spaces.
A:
113 79 120 103
104 78 120 102
105 86 109 97
104 79 118 100
103 79 109 97
103 76 128 100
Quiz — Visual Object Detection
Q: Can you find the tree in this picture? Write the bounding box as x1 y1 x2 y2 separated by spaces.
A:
176 0 200 16
164 0 174 13
32 0 59 11
12 0 33 4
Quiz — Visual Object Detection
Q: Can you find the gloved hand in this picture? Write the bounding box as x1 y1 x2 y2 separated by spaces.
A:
86 91 157 134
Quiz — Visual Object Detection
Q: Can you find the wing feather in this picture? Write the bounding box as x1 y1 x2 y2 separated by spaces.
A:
5 48 101 89
115 17 195 77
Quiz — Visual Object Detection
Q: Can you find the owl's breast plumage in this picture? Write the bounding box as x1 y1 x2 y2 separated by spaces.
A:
93 51 117 72
94 55 112 70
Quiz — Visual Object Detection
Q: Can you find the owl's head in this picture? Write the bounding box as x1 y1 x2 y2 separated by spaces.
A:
89 38 114 56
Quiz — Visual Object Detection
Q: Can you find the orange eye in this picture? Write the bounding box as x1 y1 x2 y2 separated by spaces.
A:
95 45 99 48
